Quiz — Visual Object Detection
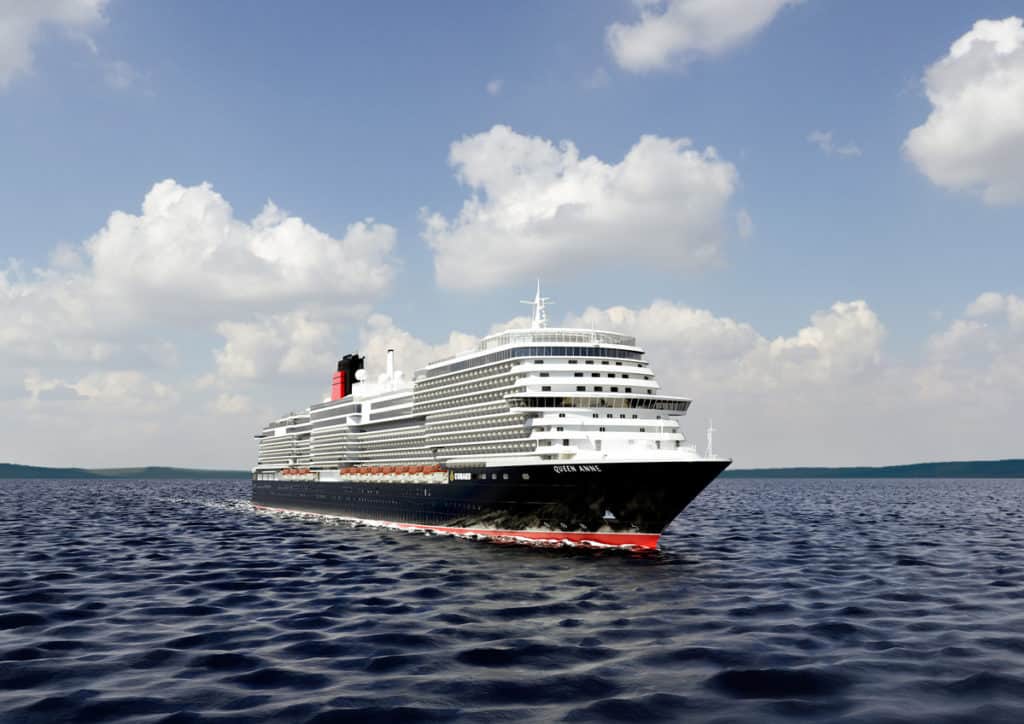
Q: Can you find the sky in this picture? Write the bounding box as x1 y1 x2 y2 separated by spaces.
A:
1 0 1023 469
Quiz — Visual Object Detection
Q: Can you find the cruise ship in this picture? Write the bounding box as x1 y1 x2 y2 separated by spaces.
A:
252 286 730 549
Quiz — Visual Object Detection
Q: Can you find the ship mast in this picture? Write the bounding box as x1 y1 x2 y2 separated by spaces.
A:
521 279 552 329
706 419 715 458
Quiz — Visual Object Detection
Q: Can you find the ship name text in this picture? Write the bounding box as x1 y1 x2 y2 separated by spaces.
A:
553 465 603 474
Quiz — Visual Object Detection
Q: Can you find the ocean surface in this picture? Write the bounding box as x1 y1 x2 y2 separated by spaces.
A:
2 478 1023 723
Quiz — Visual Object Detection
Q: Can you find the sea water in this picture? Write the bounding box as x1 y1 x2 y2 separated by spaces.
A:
1 477 1023 722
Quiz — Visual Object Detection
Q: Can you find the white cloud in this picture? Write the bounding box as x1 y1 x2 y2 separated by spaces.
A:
423 125 740 290
0 0 107 88
607 0 800 72
904 17 1024 204
965 291 1024 328
807 130 862 158
86 180 395 309
25 369 177 411
916 292 1024 408
1 179 395 362
358 314 480 381
212 392 252 415
485 78 502 96
367 291 1024 466
211 310 337 384
566 298 884 391
0 179 399 466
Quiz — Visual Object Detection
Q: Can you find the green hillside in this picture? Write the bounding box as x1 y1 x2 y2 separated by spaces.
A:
0 464 250 480
721 459 1024 478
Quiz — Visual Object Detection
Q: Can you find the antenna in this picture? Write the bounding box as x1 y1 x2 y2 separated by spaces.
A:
705 419 716 458
520 279 552 329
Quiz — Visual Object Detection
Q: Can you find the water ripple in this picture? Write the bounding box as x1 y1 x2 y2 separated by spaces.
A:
1 477 1022 722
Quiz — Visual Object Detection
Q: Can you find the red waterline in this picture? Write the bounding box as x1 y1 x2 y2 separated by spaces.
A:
253 505 659 549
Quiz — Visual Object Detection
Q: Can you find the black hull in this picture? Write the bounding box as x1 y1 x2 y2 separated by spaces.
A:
252 460 729 548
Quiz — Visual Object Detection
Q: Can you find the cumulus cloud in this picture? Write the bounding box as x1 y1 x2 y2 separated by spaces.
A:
365 291 1024 466
358 314 480 381
210 310 337 385
0 180 395 368
607 0 800 72
0 0 107 88
916 292 1024 410
25 369 177 411
212 392 253 415
904 17 1024 204
423 125 740 290
566 298 884 390
87 180 395 309
807 130 862 158
0 179 399 466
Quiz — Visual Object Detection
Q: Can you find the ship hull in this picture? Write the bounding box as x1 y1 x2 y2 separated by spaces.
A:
252 460 729 549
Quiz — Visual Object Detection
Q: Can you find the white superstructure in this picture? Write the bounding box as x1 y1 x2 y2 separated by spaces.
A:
254 286 703 480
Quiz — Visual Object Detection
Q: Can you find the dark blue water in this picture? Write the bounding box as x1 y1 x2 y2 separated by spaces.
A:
2 478 1023 723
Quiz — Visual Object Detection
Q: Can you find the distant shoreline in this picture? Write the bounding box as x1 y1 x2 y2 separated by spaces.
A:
3 459 1023 480
0 464 250 480
721 459 1024 479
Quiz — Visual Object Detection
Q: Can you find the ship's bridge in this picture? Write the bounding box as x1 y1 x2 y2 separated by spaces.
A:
478 328 637 351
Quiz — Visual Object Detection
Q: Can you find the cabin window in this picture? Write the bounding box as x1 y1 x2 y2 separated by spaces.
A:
599 427 606 432
576 386 585 391
568 360 578 364
594 386 603 391
591 372 599 377
540 372 549 377
542 386 551 391
611 387 619 392
522 473 531 480
563 439 569 446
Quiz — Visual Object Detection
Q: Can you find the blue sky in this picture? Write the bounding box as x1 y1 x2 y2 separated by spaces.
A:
2 1 1023 467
